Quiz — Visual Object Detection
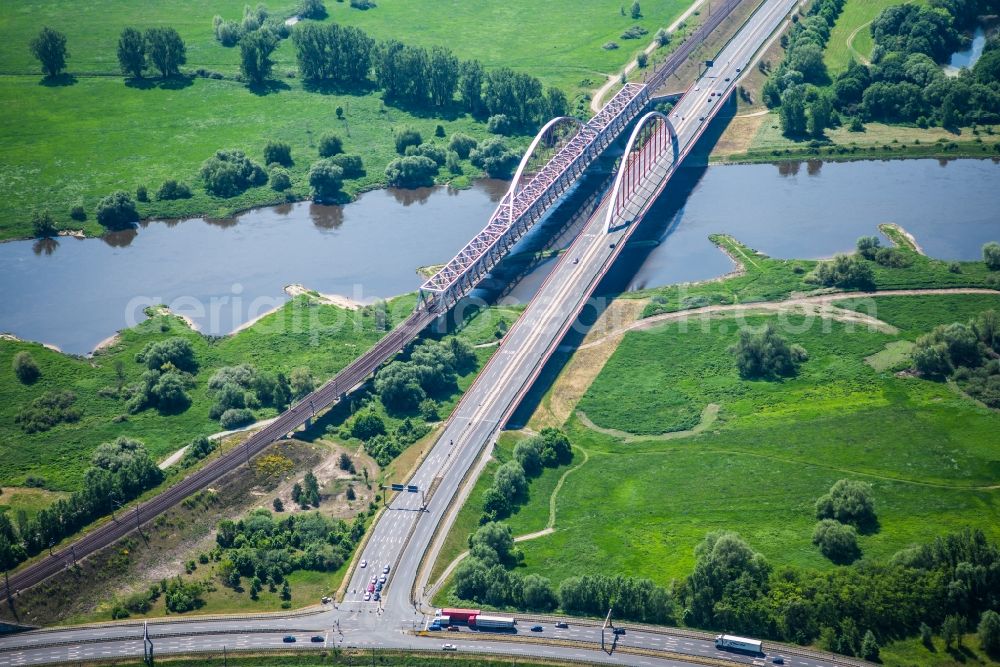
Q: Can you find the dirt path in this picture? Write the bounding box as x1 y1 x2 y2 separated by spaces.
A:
846 21 874 65
577 404 720 443
590 0 709 112
578 288 1000 351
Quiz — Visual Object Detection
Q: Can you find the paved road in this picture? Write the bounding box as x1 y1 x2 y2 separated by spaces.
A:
0 1 839 666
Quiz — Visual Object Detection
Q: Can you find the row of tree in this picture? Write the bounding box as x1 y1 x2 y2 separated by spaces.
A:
913 308 1000 407
481 429 572 523
0 438 164 572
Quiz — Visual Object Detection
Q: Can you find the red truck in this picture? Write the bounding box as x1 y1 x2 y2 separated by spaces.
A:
441 608 480 624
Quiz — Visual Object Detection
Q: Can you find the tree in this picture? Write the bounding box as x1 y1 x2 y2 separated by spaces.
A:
815 479 877 530
687 531 771 627
807 93 833 138
136 337 197 372
428 46 459 108
30 27 68 78
920 622 933 648
375 361 426 411
984 242 1000 271
730 324 807 379
151 372 191 412
513 439 543 476
458 59 485 113
470 138 519 178
200 149 266 197
522 573 558 611
303 470 320 506
979 610 1000 655
264 141 292 166
318 133 344 158
812 519 861 564
655 28 670 47
351 411 385 440
308 159 344 199
779 85 808 136
326 154 364 178
117 27 145 79
239 29 278 85
856 235 881 259
630 1 642 19
384 156 438 188
394 128 422 155
943 614 964 649
95 191 139 229
289 367 314 398
12 351 40 384
156 180 192 200
469 521 516 565
291 483 303 504
299 0 327 19
144 27 186 78
811 253 875 289
493 461 527 501
32 211 57 238
338 452 355 472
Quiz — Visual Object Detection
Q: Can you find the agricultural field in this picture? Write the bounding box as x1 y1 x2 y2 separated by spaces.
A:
509 292 1000 586
0 0 693 239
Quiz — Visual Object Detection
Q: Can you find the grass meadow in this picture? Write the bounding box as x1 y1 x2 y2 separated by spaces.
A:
0 0 693 239
435 292 1000 595
823 0 926 74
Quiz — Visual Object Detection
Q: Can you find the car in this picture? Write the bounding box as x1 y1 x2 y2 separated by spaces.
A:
360 559 367 568
428 624 443 631
531 625 543 632
383 564 390 574
378 574 387 583
282 636 296 643
772 658 784 665
363 591 371 601
694 86 700 91
442 644 458 651
375 582 383 592
555 622 569 629
321 596 331 604
447 625 459 632
724 76 731 81
699 116 706 122
373 592 381 601
311 636 324 643
572 257 579 264
613 627 626 635
736 66 743 72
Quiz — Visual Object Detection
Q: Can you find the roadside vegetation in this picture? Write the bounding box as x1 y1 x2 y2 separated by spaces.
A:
97 653 575 667
0 0 693 240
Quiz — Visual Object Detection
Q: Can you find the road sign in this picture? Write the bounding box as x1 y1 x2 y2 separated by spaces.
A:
407 485 419 493
706 59 715 67
390 483 405 491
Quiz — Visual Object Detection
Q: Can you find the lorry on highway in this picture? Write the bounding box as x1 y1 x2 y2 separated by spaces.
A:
471 614 517 631
715 634 763 654
441 608 479 624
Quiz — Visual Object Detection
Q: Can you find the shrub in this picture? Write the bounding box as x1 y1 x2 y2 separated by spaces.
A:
434 124 446 137
12 351 40 384
156 179 192 200
136 185 149 202
856 235 880 260
273 497 284 512
815 479 877 530
219 408 255 429
812 519 861 564
69 205 86 221
486 114 513 135
415 144 447 165
395 128 423 155
949 261 962 273
351 411 386 440
338 452 355 472
350 0 376 9
263 140 293 166
984 241 1000 270
308 159 345 199
655 28 670 46
602 42 619 50
445 150 461 174
317 133 344 158
298 0 327 19
470 138 519 178
135 337 198 372
15 391 81 433
979 610 1000 655
448 133 478 159
181 436 217 467
621 25 648 40
810 254 875 290
200 150 266 197
31 212 57 238
874 246 913 268
96 191 139 229
326 154 364 178
636 52 648 68
730 324 807 379
270 168 292 191
384 156 438 188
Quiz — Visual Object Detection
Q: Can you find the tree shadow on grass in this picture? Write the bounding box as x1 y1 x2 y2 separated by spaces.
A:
945 645 977 663
301 78 378 96
39 73 77 87
247 79 292 96
124 76 193 91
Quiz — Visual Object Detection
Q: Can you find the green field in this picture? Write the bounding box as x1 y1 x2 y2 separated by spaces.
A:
439 293 1000 590
823 0 926 74
0 0 693 239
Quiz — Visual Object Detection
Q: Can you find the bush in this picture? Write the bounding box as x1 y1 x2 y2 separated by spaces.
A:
326 154 364 178
135 337 198 373
12 351 40 384
810 254 875 290
136 185 149 202
730 324 807 379
384 156 438 188
448 133 478 159
874 246 913 268
270 168 291 191
298 0 327 19
486 114 513 135
602 41 619 50
308 159 345 199
815 479 877 530
435 124 446 138
200 150 267 197
984 241 1000 270
338 452 355 472
856 235 880 260
96 191 139 229
812 519 861 563
156 179 192 200
470 138 520 178
415 144 447 165
69 205 86 221
395 128 423 154
219 408 255 429
621 25 648 39
15 391 81 433
263 140 293 166
636 52 648 68
318 133 344 158
181 435 217 467
351 411 386 440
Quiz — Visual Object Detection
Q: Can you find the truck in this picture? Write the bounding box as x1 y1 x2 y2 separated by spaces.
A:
471 614 517 631
428 615 450 629
715 634 763 655
441 608 479 624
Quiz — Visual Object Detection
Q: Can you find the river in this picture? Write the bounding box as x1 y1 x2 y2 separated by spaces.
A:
1 160 998 355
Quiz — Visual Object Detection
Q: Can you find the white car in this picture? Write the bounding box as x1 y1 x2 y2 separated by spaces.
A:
442 643 458 651
363 592 371 601
360 560 367 568
379 574 387 583
383 564 390 574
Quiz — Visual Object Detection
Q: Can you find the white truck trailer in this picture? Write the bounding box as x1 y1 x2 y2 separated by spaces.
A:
715 634 763 654
472 614 517 630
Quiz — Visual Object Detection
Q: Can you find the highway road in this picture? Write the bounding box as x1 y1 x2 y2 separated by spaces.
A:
0 1 849 666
